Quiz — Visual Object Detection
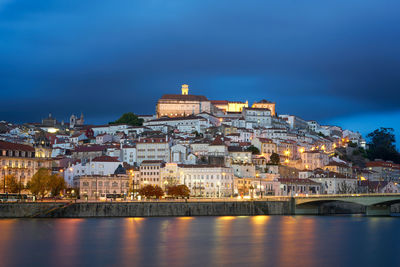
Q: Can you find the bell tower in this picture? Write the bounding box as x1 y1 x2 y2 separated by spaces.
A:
181 84 189 95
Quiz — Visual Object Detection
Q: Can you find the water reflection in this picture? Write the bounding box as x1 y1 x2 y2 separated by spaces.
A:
0 216 400 267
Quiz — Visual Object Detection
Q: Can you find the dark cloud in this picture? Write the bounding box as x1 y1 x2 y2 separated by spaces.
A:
0 0 399 130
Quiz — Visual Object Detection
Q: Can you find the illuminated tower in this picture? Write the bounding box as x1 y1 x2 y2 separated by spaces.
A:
181 84 189 95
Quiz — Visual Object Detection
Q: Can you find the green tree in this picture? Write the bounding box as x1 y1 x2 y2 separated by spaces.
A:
27 168 52 198
49 174 67 197
27 168 66 198
0 175 24 193
269 153 280 165
109 112 144 126
366 127 400 163
246 145 260 155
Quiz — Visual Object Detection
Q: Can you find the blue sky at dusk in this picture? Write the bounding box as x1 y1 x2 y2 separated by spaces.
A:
0 0 399 144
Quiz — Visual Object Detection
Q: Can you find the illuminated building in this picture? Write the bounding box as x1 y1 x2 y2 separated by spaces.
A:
251 99 276 116
211 100 249 113
156 84 212 118
0 141 51 187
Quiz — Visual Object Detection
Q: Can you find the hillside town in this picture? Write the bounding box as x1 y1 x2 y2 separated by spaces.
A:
1 84 399 200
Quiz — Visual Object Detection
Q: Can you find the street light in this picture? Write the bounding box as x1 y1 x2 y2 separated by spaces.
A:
3 166 7 193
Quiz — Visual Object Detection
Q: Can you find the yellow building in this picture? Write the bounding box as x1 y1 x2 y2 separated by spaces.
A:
252 99 276 116
211 100 248 113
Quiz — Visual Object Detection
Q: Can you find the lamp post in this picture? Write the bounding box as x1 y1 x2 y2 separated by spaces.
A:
3 166 7 193
217 182 220 198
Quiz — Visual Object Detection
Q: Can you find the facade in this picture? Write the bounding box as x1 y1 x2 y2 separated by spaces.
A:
120 145 137 166
251 137 277 161
278 115 309 130
144 115 210 133
211 100 249 113
139 160 164 187
74 174 130 199
308 170 357 194
0 141 51 187
252 100 276 116
156 85 212 118
242 107 272 127
136 136 171 165
365 160 400 182
278 178 321 196
71 145 107 161
179 165 234 197
65 156 122 186
301 150 329 170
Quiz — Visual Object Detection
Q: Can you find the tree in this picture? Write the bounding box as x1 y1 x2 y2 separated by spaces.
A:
49 174 67 197
109 112 144 126
338 181 355 194
270 153 280 165
366 127 400 163
138 185 164 199
153 185 164 199
0 175 24 193
246 145 260 155
27 168 66 198
167 185 190 198
27 168 52 198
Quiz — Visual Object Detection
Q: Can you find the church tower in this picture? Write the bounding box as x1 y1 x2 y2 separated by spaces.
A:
181 84 189 95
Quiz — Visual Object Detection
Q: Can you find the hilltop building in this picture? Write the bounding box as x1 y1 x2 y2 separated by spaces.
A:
156 84 212 118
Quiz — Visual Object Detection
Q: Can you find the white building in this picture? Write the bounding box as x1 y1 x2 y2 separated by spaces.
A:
242 107 272 127
136 136 171 165
120 145 137 166
64 156 122 186
144 115 210 134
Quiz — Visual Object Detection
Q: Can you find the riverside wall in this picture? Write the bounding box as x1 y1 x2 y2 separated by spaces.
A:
0 201 398 218
0 201 292 218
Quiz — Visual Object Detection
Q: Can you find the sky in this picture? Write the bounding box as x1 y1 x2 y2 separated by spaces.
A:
0 0 399 143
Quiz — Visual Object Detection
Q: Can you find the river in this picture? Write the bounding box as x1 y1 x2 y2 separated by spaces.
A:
0 216 399 267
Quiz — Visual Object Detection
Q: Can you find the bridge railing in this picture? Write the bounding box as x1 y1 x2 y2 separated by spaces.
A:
294 193 400 198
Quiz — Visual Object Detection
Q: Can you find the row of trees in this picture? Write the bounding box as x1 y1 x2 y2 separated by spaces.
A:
138 184 190 199
1 168 66 198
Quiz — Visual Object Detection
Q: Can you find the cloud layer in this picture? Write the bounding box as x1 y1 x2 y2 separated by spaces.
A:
0 0 399 133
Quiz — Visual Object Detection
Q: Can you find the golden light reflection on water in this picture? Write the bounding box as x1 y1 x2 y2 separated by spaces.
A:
157 216 193 266
249 216 270 263
0 219 16 267
211 216 237 266
120 217 145 266
278 217 316 267
218 216 236 220
52 218 84 267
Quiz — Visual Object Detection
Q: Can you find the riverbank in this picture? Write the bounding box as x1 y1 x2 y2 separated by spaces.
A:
0 201 291 218
1 201 399 218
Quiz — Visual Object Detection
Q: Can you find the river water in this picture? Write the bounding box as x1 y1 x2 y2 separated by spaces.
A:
0 216 399 267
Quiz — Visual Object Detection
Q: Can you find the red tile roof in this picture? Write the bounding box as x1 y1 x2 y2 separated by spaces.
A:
0 141 35 152
92 156 120 162
160 94 208 101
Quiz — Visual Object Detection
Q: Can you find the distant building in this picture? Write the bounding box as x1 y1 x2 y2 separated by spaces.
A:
252 100 276 116
70 113 84 128
156 84 212 118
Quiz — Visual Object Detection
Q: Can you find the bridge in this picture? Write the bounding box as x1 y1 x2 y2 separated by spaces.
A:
293 193 400 216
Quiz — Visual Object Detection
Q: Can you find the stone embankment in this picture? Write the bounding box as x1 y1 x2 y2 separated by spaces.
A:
0 201 291 218
0 201 398 218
